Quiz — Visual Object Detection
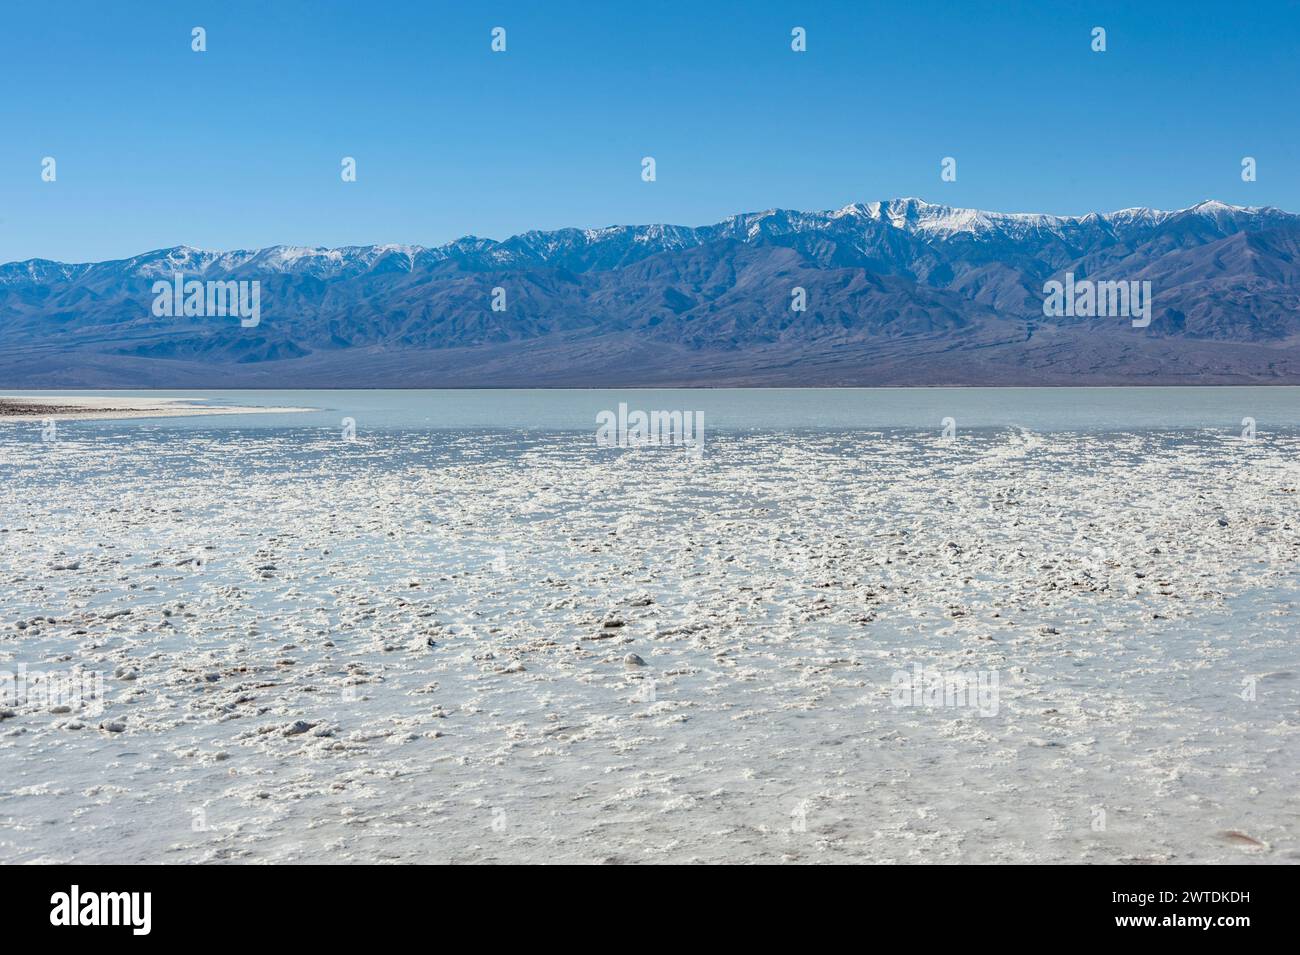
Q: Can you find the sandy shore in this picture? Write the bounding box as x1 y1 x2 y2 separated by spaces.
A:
0 395 314 421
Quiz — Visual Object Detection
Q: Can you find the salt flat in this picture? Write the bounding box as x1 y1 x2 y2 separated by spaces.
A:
0 423 1296 863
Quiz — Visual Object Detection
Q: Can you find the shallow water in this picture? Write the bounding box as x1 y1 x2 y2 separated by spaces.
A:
4 385 1299 431
0 391 1297 863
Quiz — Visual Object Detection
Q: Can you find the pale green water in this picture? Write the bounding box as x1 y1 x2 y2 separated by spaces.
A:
2 386 1298 432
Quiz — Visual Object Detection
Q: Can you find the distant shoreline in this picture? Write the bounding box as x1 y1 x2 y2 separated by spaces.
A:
0 396 314 421
3 384 1300 394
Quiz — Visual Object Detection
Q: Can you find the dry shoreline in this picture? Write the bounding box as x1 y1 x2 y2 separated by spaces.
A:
0 395 313 421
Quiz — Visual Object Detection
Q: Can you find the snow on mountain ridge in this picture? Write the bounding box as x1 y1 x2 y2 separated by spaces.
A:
1 200 1293 283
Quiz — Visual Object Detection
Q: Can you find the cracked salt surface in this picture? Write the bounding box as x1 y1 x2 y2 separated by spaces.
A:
0 415 1296 863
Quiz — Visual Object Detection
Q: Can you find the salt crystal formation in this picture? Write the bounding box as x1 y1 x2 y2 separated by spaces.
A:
0 425 1295 863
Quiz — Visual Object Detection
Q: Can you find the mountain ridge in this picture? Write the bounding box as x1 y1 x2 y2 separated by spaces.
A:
4 198 1291 279
3 198 1299 388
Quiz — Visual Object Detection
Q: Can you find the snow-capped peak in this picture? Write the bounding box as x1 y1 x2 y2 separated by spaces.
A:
2 199 1295 280
817 198 1288 240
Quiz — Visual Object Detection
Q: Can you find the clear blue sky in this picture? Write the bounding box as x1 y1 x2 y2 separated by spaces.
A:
2 0 1297 263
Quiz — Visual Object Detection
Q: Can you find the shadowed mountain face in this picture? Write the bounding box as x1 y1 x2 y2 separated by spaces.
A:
3 198 1300 387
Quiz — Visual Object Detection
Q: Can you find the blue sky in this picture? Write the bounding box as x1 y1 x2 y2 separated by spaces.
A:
2 0 1297 262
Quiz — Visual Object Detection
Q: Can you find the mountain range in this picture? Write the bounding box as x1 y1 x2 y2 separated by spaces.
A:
4 197 1300 387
